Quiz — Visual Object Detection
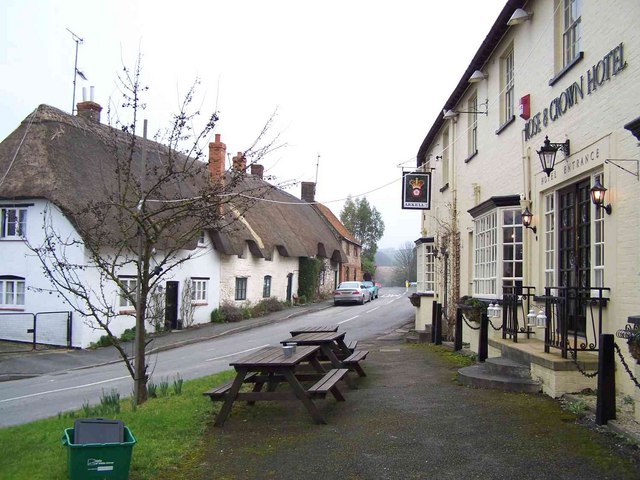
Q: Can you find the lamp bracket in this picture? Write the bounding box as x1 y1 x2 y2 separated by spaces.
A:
605 158 639 180
549 139 570 156
449 99 489 116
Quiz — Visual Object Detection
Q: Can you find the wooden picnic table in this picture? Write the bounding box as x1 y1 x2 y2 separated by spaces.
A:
205 345 348 426
289 325 339 336
281 331 369 383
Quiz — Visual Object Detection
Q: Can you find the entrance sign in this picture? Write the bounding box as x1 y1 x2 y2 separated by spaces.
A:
402 172 431 210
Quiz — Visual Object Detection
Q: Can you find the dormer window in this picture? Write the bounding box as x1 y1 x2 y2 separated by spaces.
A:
1 207 27 239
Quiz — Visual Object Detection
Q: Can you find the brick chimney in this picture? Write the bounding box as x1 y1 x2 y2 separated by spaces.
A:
232 152 246 173
208 134 226 182
301 182 316 202
76 101 102 123
250 164 264 179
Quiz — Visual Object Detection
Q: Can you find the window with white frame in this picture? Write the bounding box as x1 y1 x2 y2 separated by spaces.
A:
472 207 523 297
263 275 272 298
0 276 26 307
197 231 206 247
501 46 515 125
1 207 27 239
191 278 208 303
467 93 478 157
473 212 497 296
544 193 556 287
235 277 247 301
593 173 605 288
563 0 582 68
416 243 436 293
442 128 450 186
118 277 137 308
501 210 523 290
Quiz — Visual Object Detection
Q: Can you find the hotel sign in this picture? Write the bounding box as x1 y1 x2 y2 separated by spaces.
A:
402 172 431 210
524 43 627 141
539 136 610 188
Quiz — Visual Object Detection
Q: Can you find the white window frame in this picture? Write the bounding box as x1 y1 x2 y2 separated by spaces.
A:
501 209 523 291
197 231 206 247
592 173 605 288
235 277 248 301
544 193 556 288
416 242 436 294
563 0 582 68
191 278 208 303
467 93 478 157
473 208 523 298
442 129 450 186
118 277 137 308
1 207 27 239
501 46 515 124
0 277 26 307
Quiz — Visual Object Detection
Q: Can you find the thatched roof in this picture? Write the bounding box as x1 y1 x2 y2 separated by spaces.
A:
0 105 346 262
213 174 347 262
313 202 360 246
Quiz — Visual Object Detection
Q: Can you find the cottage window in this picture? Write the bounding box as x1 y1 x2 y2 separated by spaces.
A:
235 277 248 301
197 231 206 247
1 207 27 239
118 277 137 308
191 278 208 303
563 0 582 68
0 276 26 307
263 275 272 298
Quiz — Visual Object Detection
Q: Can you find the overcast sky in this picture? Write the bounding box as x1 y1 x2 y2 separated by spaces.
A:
1 0 506 249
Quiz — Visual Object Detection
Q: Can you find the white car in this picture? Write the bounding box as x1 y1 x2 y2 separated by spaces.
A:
333 281 372 305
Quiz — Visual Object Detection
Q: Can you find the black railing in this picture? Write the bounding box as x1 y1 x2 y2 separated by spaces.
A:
535 287 609 359
501 286 536 343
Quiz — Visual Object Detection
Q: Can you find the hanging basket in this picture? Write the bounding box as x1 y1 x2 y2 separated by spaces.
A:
409 294 421 307
628 336 640 364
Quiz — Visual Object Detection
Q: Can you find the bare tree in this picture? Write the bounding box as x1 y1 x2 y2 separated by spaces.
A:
27 58 280 404
393 242 417 284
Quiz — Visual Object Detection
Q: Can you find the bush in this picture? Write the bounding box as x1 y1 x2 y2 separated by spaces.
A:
252 297 284 317
220 303 244 322
89 326 137 348
210 308 225 323
241 307 253 319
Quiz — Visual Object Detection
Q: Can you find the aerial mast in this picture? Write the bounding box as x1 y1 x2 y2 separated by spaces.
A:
67 28 87 114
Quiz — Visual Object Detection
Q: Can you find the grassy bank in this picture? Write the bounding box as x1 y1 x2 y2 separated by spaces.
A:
0 371 234 479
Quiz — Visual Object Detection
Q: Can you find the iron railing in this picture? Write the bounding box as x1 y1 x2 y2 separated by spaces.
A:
535 287 609 359
501 285 536 343
0 311 73 349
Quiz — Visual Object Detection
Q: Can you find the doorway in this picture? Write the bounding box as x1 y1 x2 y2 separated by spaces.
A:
165 281 179 330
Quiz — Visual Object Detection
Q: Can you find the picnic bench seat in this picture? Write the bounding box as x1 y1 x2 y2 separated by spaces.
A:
307 368 348 401
347 340 358 351
342 350 369 377
203 372 258 401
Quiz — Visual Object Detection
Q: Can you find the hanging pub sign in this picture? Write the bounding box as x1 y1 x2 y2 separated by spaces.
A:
401 171 431 210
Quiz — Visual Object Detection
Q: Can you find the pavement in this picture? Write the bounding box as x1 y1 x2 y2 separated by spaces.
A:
0 299 335 382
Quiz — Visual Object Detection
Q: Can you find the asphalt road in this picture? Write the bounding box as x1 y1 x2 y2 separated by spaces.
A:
0 287 412 427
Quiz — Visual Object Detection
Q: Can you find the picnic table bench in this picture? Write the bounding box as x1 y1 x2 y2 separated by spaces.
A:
205 345 347 426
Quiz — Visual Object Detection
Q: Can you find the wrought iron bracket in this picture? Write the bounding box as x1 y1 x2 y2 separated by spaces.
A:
605 158 639 180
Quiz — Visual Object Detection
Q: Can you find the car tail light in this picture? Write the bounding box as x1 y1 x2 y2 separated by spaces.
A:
352 291 359 295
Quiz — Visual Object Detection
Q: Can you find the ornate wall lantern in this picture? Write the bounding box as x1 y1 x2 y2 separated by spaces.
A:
521 207 537 234
589 177 612 214
537 136 570 177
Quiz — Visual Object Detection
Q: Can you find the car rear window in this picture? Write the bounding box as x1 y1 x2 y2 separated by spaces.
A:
339 282 360 289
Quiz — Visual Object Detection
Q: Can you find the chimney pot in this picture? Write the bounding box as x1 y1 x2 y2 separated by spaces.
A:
76 100 102 123
251 164 264 179
208 134 226 184
301 182 316 202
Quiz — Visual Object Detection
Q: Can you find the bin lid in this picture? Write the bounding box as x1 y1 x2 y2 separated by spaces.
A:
73 418 124 444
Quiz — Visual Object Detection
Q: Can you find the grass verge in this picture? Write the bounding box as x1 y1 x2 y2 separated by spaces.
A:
0 370 234 479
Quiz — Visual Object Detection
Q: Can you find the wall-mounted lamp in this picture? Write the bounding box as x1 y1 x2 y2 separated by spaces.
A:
590 178 612 214
468 70 488 83
521 207 537 234
435 155 443 161
507 8 533 26
537 135 570 177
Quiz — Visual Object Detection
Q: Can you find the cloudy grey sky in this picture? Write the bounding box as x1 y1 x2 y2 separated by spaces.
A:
1 0 505 249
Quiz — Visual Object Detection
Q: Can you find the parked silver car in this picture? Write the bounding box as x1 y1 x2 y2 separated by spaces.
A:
333 281 371 306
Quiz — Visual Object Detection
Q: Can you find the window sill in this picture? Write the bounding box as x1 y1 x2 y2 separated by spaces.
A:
495 116 515 135
548 52 584 86
0 307 25 311
464 151 478 164
191 301 208 306
119 309 136 315
0 237 26 241
439 183 449 193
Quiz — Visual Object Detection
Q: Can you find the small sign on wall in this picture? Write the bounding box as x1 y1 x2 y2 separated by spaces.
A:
401 171 431 210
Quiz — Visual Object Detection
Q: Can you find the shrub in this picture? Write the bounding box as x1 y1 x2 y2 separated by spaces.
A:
220 303 244 322
210 308 225 323
241 307 253 319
